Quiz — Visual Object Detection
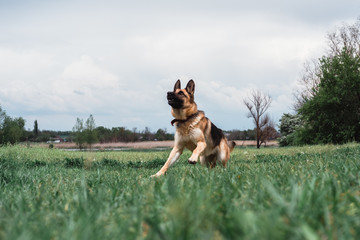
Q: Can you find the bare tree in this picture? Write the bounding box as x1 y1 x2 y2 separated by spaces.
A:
243 90 272 148
327 18 360 58
293 59 321 111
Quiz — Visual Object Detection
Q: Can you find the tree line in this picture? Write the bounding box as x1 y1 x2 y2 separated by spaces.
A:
71 115 262 149
0 109 175 146
0 107 260 147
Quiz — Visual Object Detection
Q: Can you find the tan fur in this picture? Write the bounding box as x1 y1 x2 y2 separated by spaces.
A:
151 80 235 177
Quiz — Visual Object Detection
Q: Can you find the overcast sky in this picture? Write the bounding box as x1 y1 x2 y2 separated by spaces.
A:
0 0 359 132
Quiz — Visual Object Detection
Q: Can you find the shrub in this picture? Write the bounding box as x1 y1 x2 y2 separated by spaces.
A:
64 157 84 168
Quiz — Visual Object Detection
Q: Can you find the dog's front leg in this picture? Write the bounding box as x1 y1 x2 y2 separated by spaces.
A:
188 140 206 164
151 146 183 177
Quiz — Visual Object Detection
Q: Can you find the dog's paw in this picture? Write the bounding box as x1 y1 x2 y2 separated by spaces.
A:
188 159 197 165
150 172 164 178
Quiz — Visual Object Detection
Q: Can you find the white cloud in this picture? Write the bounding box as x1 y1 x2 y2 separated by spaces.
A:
52 56 121 111
0 49 55 76
0 49 55 110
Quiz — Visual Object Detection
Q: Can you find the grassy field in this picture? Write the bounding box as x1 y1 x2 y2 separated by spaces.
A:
0 144 359 240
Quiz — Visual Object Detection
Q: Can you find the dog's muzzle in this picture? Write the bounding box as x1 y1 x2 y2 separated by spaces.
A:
167 92 183 109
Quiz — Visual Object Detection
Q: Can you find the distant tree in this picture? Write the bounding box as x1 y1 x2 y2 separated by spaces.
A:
34 120 39 137
259 119 279 146
142 127 153 141
1 116 26 144
73 118 86 149
96 126 112 143
154 128 166 141
111 127 134 142
85 114 98 150
226 130 243 141
154 128 174 141
243 129 256 140
132 127 139 142
38 131 52 142
243 90 272 148
0 106 26 144
226 129 256 141
96 126 143 143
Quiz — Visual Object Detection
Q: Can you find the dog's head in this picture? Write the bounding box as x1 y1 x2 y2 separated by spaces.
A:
167 80 195 109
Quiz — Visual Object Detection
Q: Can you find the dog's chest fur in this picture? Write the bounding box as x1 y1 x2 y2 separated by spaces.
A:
173 111 218 154
174 111 206 135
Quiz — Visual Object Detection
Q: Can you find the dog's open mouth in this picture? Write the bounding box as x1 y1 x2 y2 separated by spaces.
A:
167 98 176 105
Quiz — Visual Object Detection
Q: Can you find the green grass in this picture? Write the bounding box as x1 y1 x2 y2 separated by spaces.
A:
0 143 360 239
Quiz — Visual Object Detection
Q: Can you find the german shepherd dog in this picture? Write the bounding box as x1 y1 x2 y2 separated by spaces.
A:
152 80 236 177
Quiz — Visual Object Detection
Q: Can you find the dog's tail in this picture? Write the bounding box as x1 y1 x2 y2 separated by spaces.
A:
228 141 236 152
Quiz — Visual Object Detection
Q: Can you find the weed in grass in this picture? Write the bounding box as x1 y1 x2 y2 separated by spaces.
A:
64 157 84 168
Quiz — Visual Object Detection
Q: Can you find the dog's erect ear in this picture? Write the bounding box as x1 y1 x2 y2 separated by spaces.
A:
185 80 195 95
174 79 181 92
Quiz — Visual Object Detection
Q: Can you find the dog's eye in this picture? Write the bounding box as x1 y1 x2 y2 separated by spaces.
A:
178 91 184 95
